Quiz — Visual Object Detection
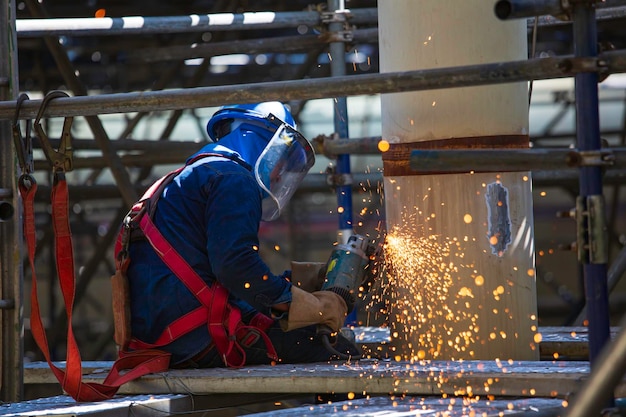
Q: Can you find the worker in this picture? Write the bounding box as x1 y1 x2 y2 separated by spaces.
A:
119 102 360 368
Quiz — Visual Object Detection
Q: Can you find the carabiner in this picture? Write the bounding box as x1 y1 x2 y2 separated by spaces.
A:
34 90 74 173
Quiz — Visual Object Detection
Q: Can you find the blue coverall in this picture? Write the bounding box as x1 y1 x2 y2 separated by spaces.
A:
126 127 357 367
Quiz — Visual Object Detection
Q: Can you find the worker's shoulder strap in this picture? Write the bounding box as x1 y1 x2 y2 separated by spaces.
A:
114 151 246 256
139 151 250 220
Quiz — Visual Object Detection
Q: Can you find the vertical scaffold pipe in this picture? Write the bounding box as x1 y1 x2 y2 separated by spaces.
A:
0 0 24 402
379 0 539 360
572 0 612 372
328 0 354 244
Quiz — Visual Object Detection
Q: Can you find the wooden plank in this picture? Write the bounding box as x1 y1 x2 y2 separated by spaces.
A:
247 396 568 417
24 359 626 399
0 394 191 417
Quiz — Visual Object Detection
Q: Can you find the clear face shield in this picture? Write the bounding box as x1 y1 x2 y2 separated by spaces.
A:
254 122 315 221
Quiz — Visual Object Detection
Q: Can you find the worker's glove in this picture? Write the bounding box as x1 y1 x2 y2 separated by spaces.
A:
290 261 327 293
280 286 347 332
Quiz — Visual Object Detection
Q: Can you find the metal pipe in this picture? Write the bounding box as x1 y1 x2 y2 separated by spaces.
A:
36 138 207 153
315 136 382 156
328 0 354 244
574 244 626 325
135 33 328 63
3 51 626 120
496 0 626 20
495 0 563 20
15 9 377 37
408 147 626 173
13 6 626 37
573 1 612 372
33 149 193 170
0 0 24 402
133 28 378 63
528 7 626 31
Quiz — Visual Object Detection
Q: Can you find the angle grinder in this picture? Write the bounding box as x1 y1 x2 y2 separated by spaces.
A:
318 233 377 360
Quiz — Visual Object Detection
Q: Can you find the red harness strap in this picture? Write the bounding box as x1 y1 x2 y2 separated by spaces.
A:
22 175 170 402
117 153 278 367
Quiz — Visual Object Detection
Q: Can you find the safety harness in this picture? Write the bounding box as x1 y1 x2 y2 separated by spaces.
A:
113 151 278 367
16 91 276 402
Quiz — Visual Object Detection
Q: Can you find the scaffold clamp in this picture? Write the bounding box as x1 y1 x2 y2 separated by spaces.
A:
566 149 615 167
320 9 352 24
34 90 74 173
575 195 608 264
325 165 353 187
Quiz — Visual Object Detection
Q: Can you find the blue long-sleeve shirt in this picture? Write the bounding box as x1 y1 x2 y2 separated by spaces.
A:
126 143 292 364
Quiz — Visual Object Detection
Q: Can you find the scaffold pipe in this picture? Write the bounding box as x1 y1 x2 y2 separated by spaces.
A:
0 0 23 403
572 0 612 374
328 0 354 243
15 9 377 37
2 51 626 120
314 135 382 156
409 148 626 173
495 0 564 20
496 0 626 20
134 28 378 63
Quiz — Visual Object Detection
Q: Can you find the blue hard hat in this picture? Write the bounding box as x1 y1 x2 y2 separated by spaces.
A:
206 102 296 141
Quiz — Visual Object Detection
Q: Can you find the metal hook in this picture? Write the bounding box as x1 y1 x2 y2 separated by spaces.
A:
34 90 74 173
12 93 34 175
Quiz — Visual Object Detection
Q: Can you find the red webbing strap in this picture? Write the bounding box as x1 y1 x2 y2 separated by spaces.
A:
128 306 208 349
138 214 214 306
208 284 245 367
137 212 246 366
23 176 170 402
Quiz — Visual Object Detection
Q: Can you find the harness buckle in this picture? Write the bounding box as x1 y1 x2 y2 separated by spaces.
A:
237 327 262 348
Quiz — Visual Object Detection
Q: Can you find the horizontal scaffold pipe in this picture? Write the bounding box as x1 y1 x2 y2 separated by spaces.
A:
12 5 626 37
15 8 377 37
495 0 626 20
2 50 626 120
533 6 626 29
409 147 626 173
134 28 379 63
36 137 208 152
313 135 382 156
